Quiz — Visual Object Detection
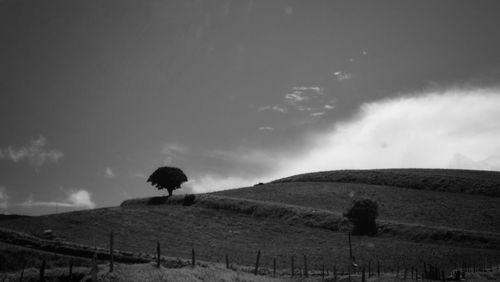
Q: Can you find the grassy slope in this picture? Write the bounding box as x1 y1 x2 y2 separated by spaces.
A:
213 182 500 233
1 204 500 274
272 169 500 197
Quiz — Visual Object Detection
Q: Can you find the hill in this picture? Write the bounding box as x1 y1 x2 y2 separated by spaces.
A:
271 169 500 197
214 182 500 233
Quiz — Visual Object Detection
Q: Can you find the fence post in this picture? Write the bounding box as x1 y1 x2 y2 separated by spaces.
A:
334 264 337 281
322 264 325 279
377 260 380 277
226 254 229 269
69 259 73 281
156 241 161 268
303 255 308 278
19 260 26 282
39 260 46 282
291 256 295 277
362 267 366 282
254 250 261 275
368 260 371 278
92 253 97 282
192 247 196 267
109 232 114 272
273 258 276 277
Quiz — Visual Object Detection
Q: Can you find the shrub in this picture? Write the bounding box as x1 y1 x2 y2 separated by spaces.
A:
344 198 378 235
182 194 196 206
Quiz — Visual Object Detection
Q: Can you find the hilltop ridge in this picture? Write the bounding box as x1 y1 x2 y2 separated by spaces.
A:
271 168 500 197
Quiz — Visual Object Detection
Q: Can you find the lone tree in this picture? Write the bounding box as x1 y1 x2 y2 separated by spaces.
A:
147 166 188 197
344 198 378 236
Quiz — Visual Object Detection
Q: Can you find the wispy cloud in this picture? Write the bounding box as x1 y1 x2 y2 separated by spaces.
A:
19 189 96 209
0 186 9 209
104 167 116 178
285 92 309 104
291 86 323 95
324 104 335 110
258 126 274 131
257 105 287 113
310 112 326 117
333 71 352 81
0 136 63 166
161 143 189 165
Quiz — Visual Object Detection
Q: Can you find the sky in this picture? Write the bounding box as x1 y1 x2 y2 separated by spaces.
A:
1 0 500 215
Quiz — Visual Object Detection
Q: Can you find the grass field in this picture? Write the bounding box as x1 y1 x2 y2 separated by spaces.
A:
1 202 499 276
213 182 500 233
272 169 500 197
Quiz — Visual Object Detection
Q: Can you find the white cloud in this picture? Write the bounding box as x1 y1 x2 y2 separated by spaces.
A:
258 105 287 113
285 92 309 104
192 87 500 192
0 136 63 166
186 174 264 193
292 86 323 95
0 186 9 209
333 71 352 81
19 189 96 209
285 6 293 15
258 126 274 131
324 104 335 110
274 87 500 176
105 167 115 178
310 112 325 117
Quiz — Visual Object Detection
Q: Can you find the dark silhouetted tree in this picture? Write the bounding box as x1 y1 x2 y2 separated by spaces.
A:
344 198 378 235
147 167 188 197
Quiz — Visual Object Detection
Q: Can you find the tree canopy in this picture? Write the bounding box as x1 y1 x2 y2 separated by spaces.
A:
147 166 188 196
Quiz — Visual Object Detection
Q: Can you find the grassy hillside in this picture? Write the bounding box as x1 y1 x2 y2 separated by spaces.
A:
271 169 500 197
1 200 500 275
214 182 500 233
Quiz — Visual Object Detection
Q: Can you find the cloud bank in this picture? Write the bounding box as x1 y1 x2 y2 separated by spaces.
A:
0 136 63 166
192 87 500 192
20 189 96 209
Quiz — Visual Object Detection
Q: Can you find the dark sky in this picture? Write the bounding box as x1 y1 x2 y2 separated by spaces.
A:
2 0 500 215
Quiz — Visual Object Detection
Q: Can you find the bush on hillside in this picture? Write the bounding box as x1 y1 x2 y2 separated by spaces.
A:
344 198 378 236
182 194 196 206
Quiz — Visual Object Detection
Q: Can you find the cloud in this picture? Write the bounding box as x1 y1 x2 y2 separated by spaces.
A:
258 126 274 131
19 189 96 209
0 136 63 166
257 105 287 113
333 71 352 81
105 167 116 178
310 112 326 117
193 87 500 192
291 86 323 95
0 186 9 209
324 104 335 110
273 87 500 176
161 143 189 165
285 92 309 104
186 174 263 193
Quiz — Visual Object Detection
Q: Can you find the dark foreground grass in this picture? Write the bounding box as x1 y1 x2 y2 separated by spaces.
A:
213 182 500 233
1 204 500 274
272 168 500 197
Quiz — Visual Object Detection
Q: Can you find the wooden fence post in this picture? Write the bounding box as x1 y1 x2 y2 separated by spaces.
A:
19 260 26 282
368 260 371 278
322 264 325 280
39 260 46 282
303 255 308 278
156 241 161 268
254 250 261 275
291 256 295 277
192 247 195 267
69 259 73 281
273 258 276 277
226 254 229 269
109 232 114 272
92 253 97 282
377 260 380 277
362 267 366 282
334 264 337 281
